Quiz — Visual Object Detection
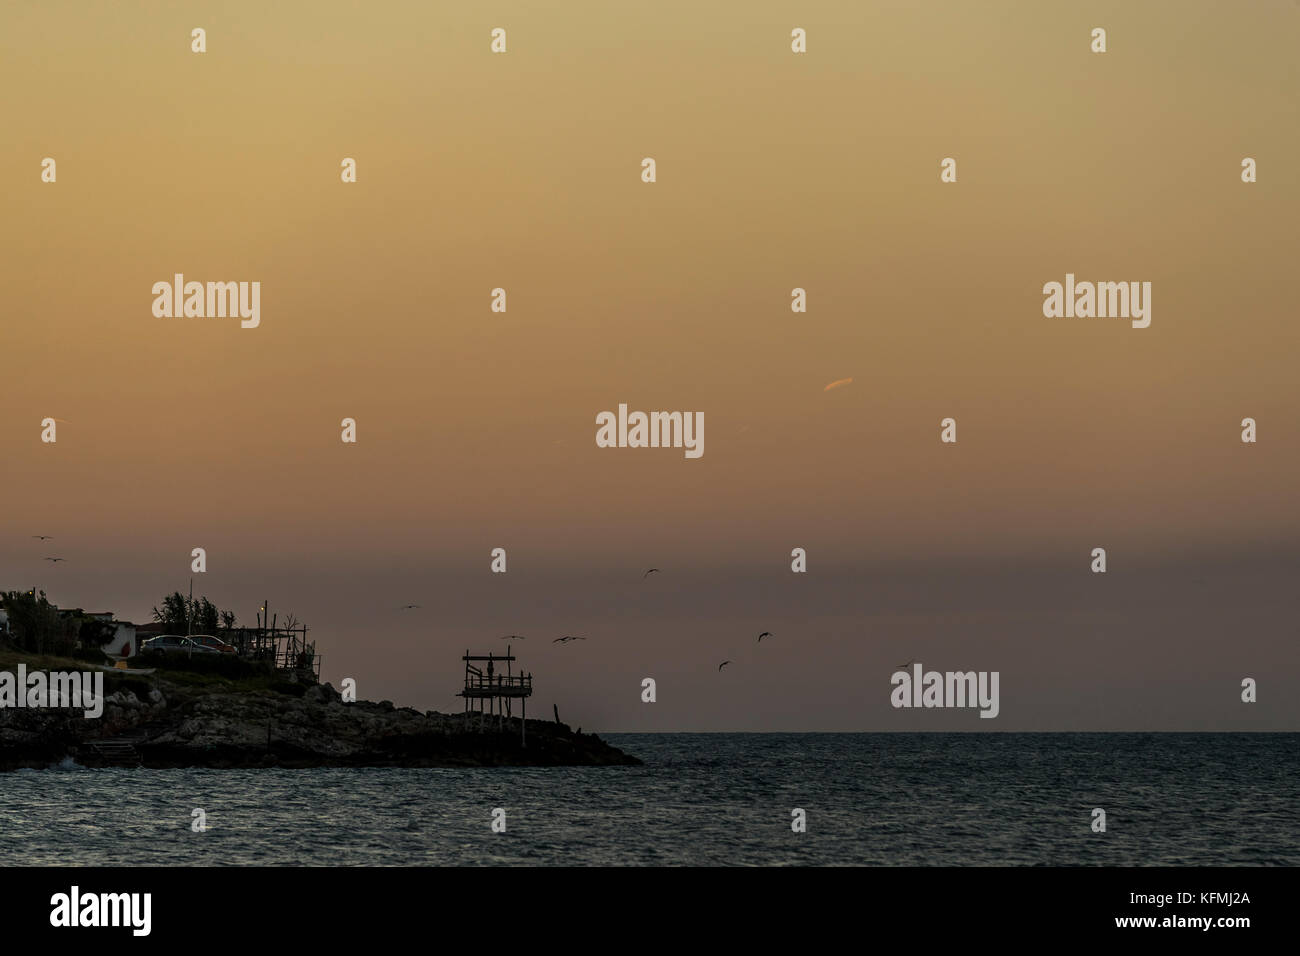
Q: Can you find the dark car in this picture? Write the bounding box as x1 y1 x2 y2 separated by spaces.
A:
189 634 237 654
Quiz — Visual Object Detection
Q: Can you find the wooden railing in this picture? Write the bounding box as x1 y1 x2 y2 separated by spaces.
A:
463 674 532 691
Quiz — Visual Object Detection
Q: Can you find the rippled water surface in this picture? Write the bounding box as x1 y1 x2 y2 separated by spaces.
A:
2 734 1294 865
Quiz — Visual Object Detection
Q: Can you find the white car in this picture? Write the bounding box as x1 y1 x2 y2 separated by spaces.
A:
140 634 220 655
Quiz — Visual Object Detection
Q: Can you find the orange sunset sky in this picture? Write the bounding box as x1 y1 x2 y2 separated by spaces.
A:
2 1 1297 730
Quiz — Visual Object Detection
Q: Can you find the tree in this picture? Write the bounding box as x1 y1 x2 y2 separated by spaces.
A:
192 597 219 635
152 592 190 633
219 609 237 632
1 590 76 656
152 591 228 635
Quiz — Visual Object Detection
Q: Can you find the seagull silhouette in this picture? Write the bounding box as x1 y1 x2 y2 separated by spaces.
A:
553 636 586 644
31 535 53 541
757 631 772 643
499 634 526 640
718 660 732 671
643 568 660 578
897 661 916 670
398 604 421 610
44 557 66 563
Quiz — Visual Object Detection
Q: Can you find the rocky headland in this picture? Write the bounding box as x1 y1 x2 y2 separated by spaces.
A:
0 654 639 771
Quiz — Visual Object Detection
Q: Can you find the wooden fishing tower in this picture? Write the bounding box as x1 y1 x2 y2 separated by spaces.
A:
458 648 533 745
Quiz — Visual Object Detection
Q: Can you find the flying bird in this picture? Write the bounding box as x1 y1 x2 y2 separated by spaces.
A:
718 660 732 671
31 535 53 540
757 631 772 643
553 635 587 644
897 661 916 670
398 604 421 610
823 377 853 392
643 568 660 578
499 635 526 640
44 557 66 563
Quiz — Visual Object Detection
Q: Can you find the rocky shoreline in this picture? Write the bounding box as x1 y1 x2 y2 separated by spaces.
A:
0 665 640 771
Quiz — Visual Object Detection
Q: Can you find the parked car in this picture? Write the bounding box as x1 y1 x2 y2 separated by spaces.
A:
189 634 237 654
140 634 220 655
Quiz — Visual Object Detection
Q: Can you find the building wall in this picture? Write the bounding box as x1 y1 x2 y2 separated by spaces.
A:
108 622 136 658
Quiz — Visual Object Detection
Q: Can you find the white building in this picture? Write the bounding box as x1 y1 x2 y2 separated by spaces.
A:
105 621 137 658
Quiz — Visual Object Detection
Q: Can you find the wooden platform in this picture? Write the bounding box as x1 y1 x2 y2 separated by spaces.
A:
457 650 532 744
460 678 532 699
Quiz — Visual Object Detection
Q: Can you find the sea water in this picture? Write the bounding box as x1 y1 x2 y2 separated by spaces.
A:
1 733 1293 866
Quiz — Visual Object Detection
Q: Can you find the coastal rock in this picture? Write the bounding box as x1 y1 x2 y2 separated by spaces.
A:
0 658 640 771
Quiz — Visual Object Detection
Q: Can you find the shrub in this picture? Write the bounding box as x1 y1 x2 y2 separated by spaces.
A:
68 646 109 664
130 651 272 680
